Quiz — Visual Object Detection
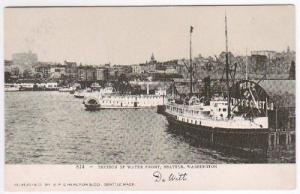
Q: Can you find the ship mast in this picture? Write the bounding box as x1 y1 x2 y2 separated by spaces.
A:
225 13 231 118
189 26 193 96
246 48 248 80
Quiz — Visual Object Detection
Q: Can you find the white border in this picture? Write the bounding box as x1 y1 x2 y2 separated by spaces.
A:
0 0 298 194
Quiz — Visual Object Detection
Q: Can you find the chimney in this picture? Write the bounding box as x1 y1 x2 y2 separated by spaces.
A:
146 83 149 95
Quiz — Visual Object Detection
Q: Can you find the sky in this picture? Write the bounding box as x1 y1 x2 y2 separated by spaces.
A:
4 5 295 65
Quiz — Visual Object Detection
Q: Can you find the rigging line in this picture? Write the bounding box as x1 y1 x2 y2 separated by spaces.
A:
248 87 261 113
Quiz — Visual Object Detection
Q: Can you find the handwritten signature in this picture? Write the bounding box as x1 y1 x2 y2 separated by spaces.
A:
153 171 187 182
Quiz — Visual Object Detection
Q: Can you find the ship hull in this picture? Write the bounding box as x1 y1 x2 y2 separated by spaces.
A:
74 94 84 98
161 110 269 160
84 104 101 111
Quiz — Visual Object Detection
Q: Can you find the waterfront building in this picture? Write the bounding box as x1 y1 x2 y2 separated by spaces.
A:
64 60 78 80
113 65 132 75
260 79 296 147
34 62 51 78
96 67 109 81
107 67 118 80
251 50 277 59
249 49 295 77
77 65 86 81
78 65 96 81
49 64 66 79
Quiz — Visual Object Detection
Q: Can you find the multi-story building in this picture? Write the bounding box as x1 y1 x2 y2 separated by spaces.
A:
251 50 277 59
142 64 151 73
165 66 177 74
96 67 109 81
112 65 132 75
132 54 159 74
49 64 66 79
176 59 187 77
34 62 51 78
132 65 143 74
78 65 96 81
64 60 78 80
77 66 86 81
86 66 96 81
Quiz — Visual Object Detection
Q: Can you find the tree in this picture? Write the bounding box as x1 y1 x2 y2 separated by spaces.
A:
23 69 32 78
5 72 11 83
289 60 295 80
113 73 132 94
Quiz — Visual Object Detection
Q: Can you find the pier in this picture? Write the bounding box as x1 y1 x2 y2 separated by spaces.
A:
268 129 295 149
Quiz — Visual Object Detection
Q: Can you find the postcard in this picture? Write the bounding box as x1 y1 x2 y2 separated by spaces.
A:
3 4 296 191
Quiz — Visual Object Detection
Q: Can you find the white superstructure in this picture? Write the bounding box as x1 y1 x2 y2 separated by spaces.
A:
165 96 268 129
4 84 20 92
83 89 167 109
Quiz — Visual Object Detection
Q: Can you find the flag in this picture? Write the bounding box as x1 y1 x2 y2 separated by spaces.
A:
190 26 193 33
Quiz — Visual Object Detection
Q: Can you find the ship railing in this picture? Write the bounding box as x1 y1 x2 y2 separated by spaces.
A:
166 105 204 115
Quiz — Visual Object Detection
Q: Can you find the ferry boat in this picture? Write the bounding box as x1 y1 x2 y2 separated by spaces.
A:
18 83 35 91
74 90 85 98
77 86 115 99
4 84 20 92
83 89 167 111
161 93 269 154
58 87 75 92
6 82 59 91
158 16 271 157
90 82 102 90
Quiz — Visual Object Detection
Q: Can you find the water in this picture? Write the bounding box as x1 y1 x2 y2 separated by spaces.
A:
5 91 275 164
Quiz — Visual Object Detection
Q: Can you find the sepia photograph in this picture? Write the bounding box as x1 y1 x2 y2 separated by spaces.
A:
4 5 296 165
2 3 297 191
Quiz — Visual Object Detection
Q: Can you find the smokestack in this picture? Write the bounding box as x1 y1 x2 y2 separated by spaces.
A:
203 76 211 99
146 83 149 95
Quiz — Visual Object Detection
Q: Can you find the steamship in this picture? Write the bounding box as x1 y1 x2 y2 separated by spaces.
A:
158 15 272 156
83 86 167 111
